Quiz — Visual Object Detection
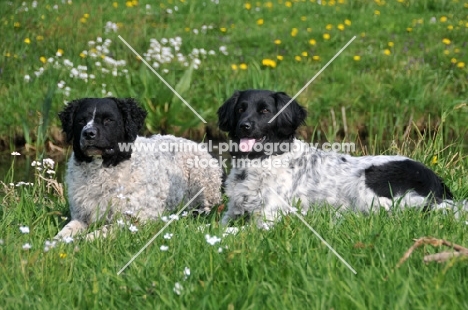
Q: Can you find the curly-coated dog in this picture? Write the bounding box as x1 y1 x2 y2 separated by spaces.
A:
55 97 222 240
218 89 465 226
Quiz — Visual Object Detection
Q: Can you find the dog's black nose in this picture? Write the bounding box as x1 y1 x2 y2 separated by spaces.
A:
83 128 97 140
240 122 251 130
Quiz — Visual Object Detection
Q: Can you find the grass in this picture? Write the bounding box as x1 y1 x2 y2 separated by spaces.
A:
1 0 468 309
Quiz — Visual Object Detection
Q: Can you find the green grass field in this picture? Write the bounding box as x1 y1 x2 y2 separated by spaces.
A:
1 0 468 309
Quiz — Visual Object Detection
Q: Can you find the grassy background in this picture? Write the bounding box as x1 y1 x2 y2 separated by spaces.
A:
1 0 468 308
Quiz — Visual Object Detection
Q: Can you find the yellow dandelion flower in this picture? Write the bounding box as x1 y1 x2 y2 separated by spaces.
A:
312 55 320 61
40 56 46 63
431 156 438 165
326 24 333 30
383 49 391 56
338 0 345 3
14 22 20 28
344 19 351 26
245 3 251 9
285 1 292 7
465 3 468 7
274 39 281 45
277 55 284 61
132 0 138 5
36 35 44 41
231 64 238 70
256 18 264 25
301 16 307 21
239 63 248 70
451 58 457 64
454 48 460 53
184 27 190 32
307 27 312 32
323 33 330 40
24 38 30 44
265 1 273 8
80 52 86 58
262 58 277 68
291 28 298 37
337 24 345 31
295 55 302 61
80 17 87 23
60 253 67 259
374 10 380 16
309 39 316 45
457 62 465 68
4 52 10 57
220 27 227 32
353 55 361 61
442 38 451 45
361 32 366 37
301 51 308 57
126 1 133 7
447 25 453 30
440 16 447 23
57 48 64 56
466 22 468 28
84 13 90 18
113 2 118 8
443 50 450 55
406 27 412 32
388 42 394 47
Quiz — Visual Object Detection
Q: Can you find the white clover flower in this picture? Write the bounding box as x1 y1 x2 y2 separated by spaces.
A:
146 4 151 9
48 57 54 63
22 243 32 250
205 234 221 245
63 236 74 243
218 247 223 253
57 81 66 89
129 224 138 233
43 158 55 168
166 8 173 14
160 245 169 251
117 219 126 227
173 282 183 295
24 75 31 82
11 151 20 156
183 267 190 279
19 226 30 234
162 69 169 74
181 211 188 217
97 37 102 43
161 216 169 222
163 233 173 240
219 46 228 55
193 29 199 35
63 59 73 67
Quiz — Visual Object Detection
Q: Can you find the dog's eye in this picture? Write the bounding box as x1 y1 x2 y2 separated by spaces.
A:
238 108 244 113
103 118 112 125
260 109 269 114
77 119 86 125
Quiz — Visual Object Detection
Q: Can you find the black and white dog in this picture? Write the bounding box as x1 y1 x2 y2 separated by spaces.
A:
217 89 464 226
55 97 222 240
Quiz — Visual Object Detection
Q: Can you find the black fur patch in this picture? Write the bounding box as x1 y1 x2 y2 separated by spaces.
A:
365 159 453 201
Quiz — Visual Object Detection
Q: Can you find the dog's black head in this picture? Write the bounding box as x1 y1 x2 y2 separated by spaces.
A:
59 97 147 167
217 90 307 158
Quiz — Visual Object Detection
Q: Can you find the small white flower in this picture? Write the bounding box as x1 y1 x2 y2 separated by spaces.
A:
205 234 221 246
181 211 188 217
19 226 30 234
116 194 127 200
23 243 32 250
129 224 138 233
166 8 173 14
31 161 41 167
11 151 20 156
193 29 199 34
46 170 56 175
146 4 151 9
161 216 169 222
160 245 169 251
218 247 223 253
24 75 30 82
184 267 190 276
63 236 74 243
169 214 179 221
0 239 4 245
164 233 173 240
117 219 125 227
124 210 134 216
173 282 183 295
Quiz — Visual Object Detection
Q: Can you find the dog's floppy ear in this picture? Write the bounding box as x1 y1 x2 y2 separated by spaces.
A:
111 97 147 142
59 99 84 143
272 92 307 137
217 90 240 133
